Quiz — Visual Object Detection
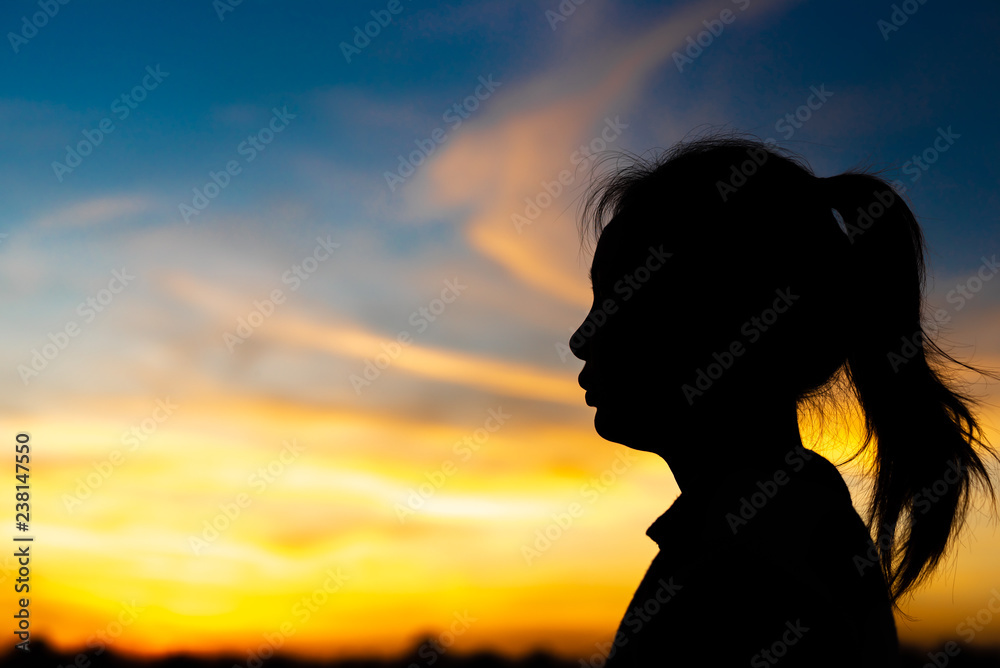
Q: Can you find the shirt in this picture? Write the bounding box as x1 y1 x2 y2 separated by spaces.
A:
603 446 899 667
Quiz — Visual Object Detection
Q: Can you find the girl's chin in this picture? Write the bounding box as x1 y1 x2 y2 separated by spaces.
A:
594 411 658 450
592 402 694 452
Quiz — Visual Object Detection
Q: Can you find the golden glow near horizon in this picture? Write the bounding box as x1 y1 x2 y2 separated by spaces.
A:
6 375 1000 660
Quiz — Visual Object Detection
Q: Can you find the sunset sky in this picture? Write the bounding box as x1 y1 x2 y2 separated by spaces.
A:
2 0 1000 661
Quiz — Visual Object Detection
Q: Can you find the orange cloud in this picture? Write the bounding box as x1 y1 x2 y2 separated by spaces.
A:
420 0 795 308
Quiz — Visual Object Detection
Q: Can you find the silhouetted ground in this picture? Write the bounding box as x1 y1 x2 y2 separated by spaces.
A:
0 639 579 668
899 644 1000 668
3 639 1000 667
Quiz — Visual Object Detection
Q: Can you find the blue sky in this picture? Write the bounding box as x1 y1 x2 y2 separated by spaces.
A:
3 0 999 259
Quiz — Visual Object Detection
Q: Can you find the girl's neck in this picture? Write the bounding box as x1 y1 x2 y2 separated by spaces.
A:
658 399 805 495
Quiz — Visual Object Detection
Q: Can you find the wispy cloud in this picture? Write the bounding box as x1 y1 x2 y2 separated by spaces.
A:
409 0 797 308
33 195 151 229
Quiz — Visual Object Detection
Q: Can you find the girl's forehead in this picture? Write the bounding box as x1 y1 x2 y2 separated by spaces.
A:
592 214 642 263
591 213 682 276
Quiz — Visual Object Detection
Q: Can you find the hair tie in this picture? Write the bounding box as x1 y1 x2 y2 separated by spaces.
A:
819 175 851 238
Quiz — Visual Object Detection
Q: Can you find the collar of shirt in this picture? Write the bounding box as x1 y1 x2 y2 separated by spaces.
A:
644 447 848 550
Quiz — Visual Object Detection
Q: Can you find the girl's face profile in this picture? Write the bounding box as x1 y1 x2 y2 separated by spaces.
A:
569 216 695 450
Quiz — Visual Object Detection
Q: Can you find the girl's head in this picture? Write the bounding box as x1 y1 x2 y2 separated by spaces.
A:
570 134 996 603
571 138 854 441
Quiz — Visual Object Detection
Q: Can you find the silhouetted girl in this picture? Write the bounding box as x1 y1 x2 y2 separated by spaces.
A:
569 135 996 667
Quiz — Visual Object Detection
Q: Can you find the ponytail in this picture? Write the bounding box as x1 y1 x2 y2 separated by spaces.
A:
827 172 998 603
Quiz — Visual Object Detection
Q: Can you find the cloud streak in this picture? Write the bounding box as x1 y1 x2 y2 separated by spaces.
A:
33 195 151 229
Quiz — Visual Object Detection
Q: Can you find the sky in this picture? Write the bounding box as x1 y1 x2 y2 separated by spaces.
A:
2 0 1000 661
